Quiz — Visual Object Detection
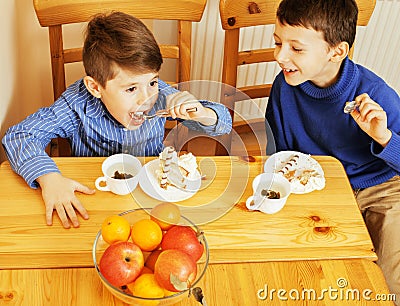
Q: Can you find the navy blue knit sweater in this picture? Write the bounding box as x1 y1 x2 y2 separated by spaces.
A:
266 57 400 189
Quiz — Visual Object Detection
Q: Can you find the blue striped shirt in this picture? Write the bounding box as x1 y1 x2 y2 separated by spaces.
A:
2 79 232 188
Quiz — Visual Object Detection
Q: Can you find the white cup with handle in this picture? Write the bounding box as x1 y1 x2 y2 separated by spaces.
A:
246 173 291 214
95 154 142 195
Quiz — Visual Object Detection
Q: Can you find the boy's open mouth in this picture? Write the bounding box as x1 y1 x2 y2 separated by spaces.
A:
129 111 147 126
283 68 298 75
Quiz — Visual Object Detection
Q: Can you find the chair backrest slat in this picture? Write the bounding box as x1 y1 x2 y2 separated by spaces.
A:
34 0 206 26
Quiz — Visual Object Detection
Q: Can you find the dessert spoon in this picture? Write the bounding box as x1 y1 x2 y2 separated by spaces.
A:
130 107 197 120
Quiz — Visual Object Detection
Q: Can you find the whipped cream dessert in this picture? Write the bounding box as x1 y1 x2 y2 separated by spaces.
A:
157 146 199 190
276 154 325 193
289 168 325 193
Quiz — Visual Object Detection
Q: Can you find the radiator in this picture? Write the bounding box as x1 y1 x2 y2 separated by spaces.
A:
191 0 400 121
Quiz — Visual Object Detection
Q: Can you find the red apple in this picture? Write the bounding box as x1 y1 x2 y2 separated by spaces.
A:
145 249 162 271
161 225 204 262
154 249 197 292
99 241 144 287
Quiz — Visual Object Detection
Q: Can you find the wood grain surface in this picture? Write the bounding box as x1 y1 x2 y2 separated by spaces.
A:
0 259 394 305
0 156 376 269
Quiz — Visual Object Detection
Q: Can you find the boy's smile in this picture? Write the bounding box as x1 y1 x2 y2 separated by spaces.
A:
273 20 342 88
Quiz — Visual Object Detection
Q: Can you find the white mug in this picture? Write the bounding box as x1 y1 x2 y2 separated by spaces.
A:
246 173 291 214
95 154 142 195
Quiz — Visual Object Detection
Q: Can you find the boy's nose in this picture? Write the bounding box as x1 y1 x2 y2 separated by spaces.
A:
275 46 289 64
137 89 152 105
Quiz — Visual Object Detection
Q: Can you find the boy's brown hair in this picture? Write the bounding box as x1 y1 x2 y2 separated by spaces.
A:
276 0 358 49
83 11 163 87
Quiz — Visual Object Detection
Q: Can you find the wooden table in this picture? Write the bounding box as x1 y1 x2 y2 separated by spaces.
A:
0 156 376 268
0 260 394 305
0 156 393 305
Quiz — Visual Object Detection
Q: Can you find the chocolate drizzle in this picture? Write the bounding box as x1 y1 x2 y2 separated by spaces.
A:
278 154 300 179
160 146 174 189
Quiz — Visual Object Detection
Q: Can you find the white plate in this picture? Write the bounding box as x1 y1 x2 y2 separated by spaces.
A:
264 151 325 194
138 159 201 202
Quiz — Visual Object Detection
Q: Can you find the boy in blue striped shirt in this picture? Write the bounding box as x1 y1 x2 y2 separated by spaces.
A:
2 12 232 229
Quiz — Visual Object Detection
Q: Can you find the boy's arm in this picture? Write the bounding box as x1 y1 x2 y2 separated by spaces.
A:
2 122 61 188
158 80 232 136
372 132 400 172
351 89 400 172
2 88 95 228
181 100 232 136
2 95 76 188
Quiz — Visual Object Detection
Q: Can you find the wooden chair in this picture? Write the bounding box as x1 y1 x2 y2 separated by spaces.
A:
218 0 376 155
33 0 207 156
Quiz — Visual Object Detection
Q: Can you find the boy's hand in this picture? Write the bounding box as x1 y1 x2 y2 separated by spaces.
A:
36 172 95 229
350 93 392 147
166 91 217 126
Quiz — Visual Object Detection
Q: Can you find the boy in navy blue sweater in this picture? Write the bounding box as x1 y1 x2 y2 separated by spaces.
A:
266 0 400 301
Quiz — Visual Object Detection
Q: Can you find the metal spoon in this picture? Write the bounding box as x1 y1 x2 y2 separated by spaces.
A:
130 107 197 120
344 101 357 114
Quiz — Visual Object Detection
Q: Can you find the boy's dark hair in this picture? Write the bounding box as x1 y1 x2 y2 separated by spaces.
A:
276 0 358 49
83 11 163 87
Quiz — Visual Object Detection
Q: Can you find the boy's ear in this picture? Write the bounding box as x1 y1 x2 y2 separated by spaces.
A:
330 41 349 63
84 76 102 98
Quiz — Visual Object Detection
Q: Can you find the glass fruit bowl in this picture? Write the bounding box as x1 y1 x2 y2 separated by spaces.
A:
92 208 209 305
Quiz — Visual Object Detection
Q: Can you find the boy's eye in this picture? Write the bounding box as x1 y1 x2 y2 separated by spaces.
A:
150 80 158 87
274 42 282 47
126 86 137 93
292 47 303 52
